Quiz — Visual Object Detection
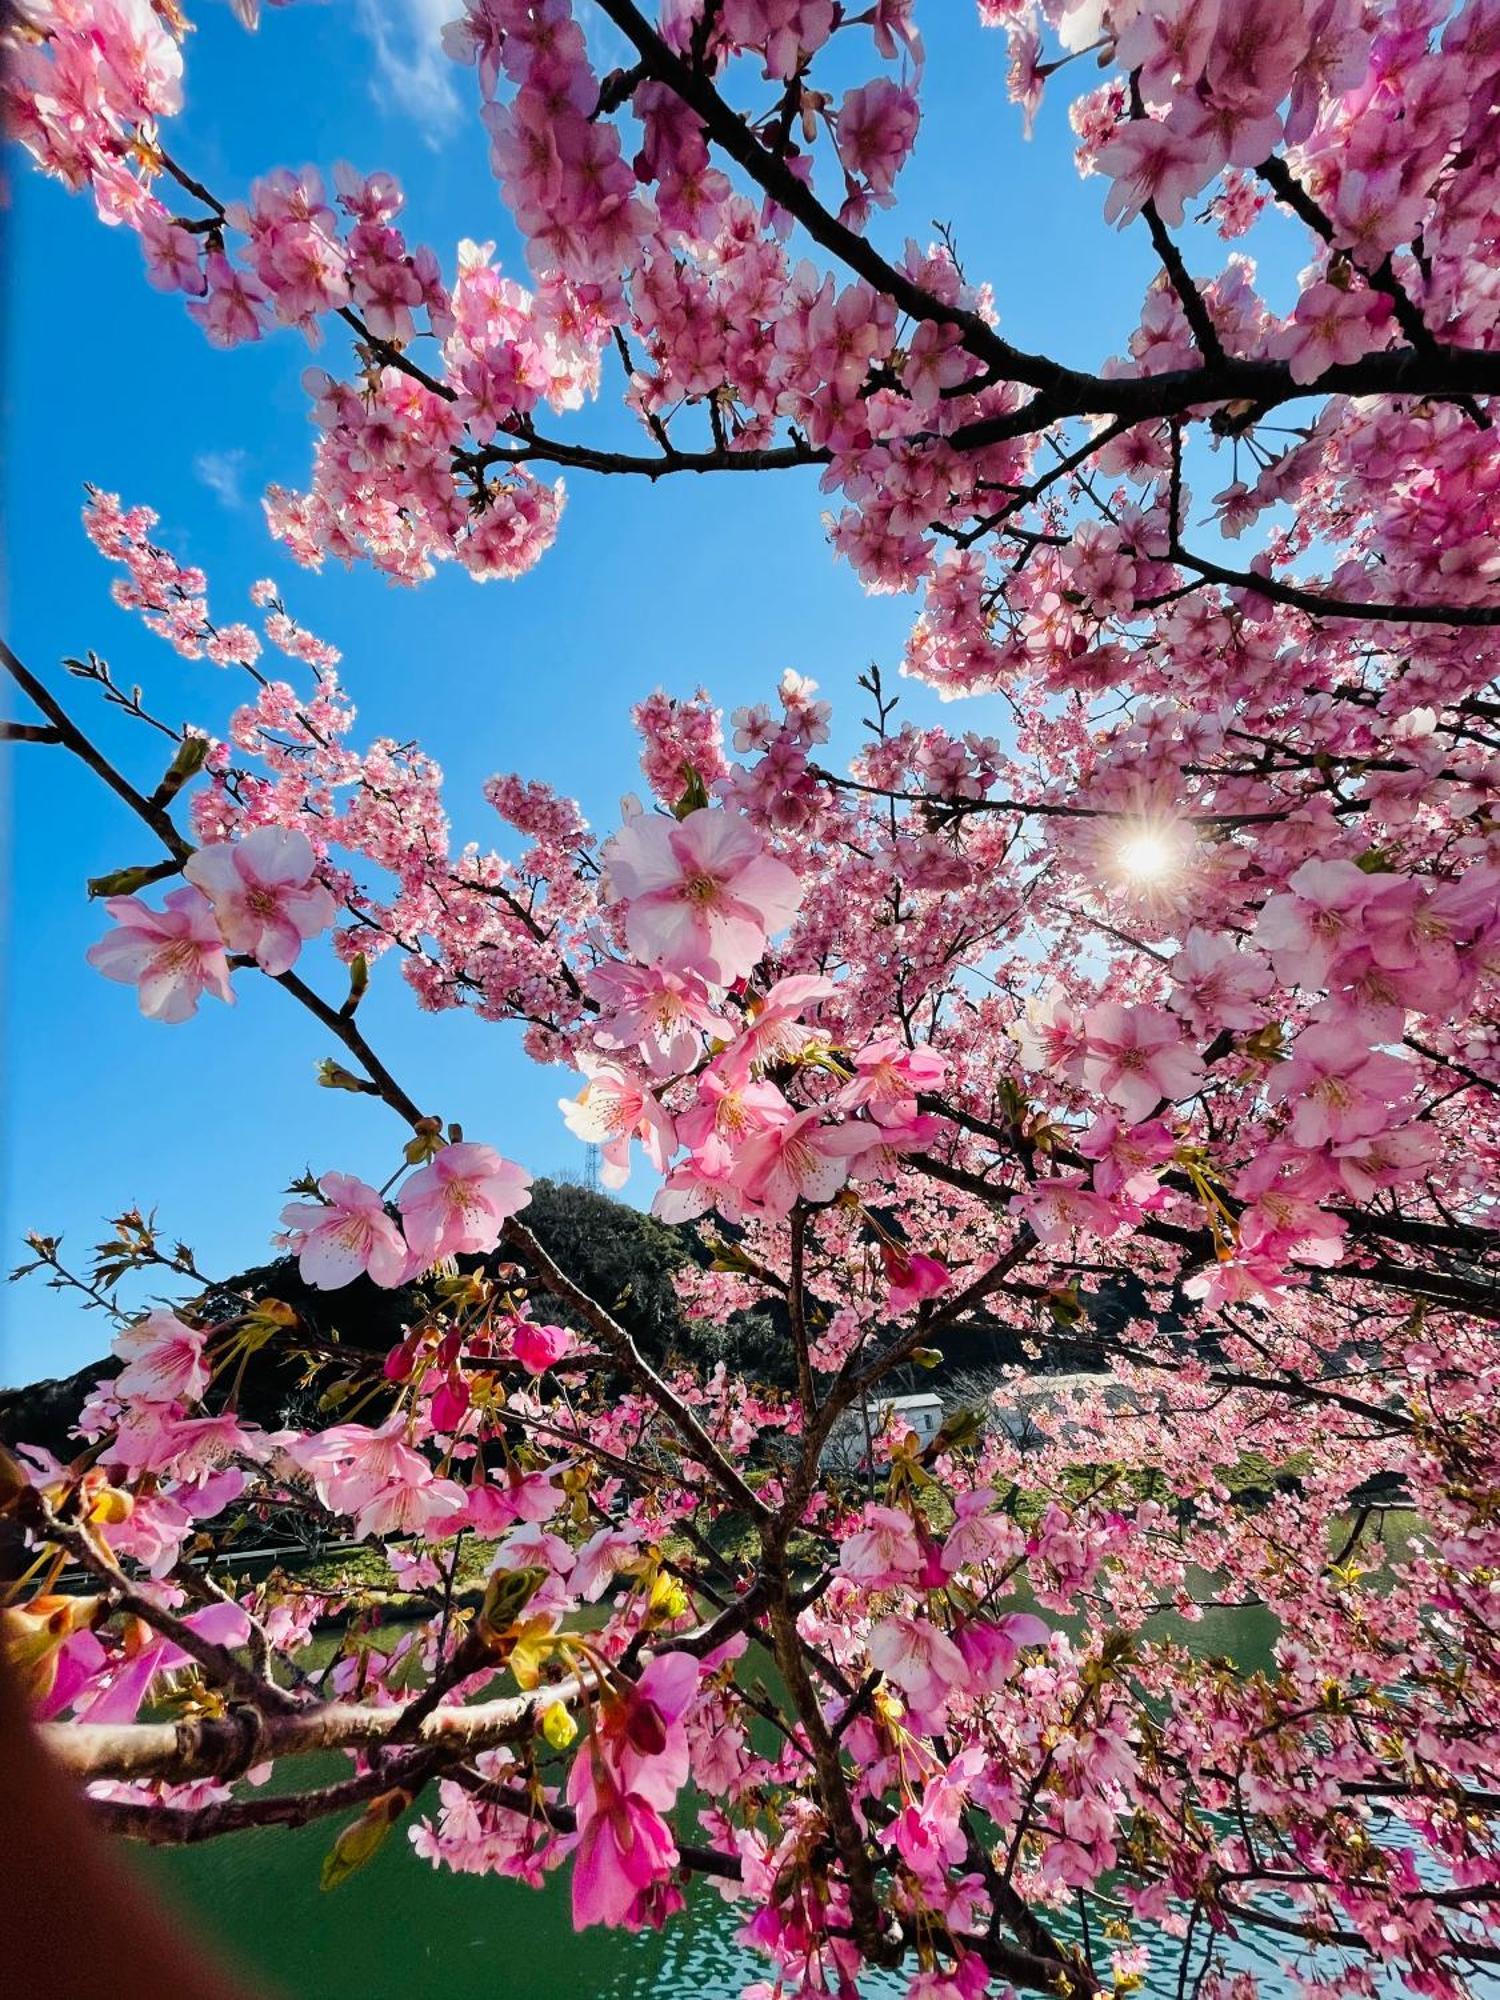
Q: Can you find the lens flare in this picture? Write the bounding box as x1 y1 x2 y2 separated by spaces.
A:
1115 829 1176 882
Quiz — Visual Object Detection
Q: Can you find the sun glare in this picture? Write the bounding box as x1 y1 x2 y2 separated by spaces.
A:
1114 828 1177 883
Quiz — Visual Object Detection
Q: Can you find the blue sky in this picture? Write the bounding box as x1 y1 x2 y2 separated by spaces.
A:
1 1 1304 1384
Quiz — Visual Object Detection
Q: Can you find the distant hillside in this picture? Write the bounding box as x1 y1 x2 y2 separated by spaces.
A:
1 1178 1092 1458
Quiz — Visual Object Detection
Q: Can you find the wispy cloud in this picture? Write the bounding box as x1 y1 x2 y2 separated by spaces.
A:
356 0 461 137
194 449 249 511
580 10 631 72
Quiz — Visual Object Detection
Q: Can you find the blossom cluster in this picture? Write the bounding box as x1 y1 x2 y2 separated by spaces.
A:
7 2 1500 1995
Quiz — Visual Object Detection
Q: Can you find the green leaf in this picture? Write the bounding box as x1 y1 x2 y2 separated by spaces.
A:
672 764 709 819
929 1406 984 1455
339 953 369 1019
244 1298 298 1346
154 733 211 803
477 1564 549 1646
1238 1022 1287 1063
317 1059 378 1096
403 1117 445 1165
704 1236 760 1277
320 1789 409 1892
1046 1286 1085 1329
86 862 178 900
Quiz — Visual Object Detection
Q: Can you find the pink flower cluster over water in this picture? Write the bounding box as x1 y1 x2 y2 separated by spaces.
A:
7 2 1500 1996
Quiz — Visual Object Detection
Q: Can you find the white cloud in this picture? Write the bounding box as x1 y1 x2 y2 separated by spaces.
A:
580 10 631 72
194 449 248 510
356 0 462 137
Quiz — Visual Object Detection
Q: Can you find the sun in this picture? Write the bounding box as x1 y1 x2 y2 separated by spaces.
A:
1114 828 1178 883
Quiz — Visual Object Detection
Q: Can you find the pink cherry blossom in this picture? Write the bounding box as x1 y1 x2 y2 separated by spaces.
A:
398 1142 532 1263
1167 930 1274 1035
139 206 205 295
1267 1024 1415 1146
1256 859 1379 988
560 1054 676 1189
1076 1114 1177 1200
1328 1122 1438 1201
507 1318 576 1375
721 0 837 81
72 1601 251 1727
183 825 335 975
880 1243 951 1313
942 1491 1025 1573
187 249 270 347
723 973 835 1073
867 1614 968 1716
650 1132 746 1225
1095 114 1216 227
566 1737 682 1930
1011 987 1089 1081
1081 1002 1206 1122
605 807 802 984
1270 280 1393 385
735 1109 880 1219
1012 1172 1123 1246
586 960 734 1078
839 1505 925 1585
112 1310 209 1405
86 886 235 1023
840 1034 947 1125
288 1415 465 1540
675 1068 794 1156
836 80 920 203
279 1172 411 1289
953 1613 1050 1690
599 1653 701 1807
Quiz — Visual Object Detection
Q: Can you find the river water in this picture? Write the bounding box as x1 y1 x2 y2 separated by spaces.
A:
135 1791 1308 2000
132 1595 1331 1999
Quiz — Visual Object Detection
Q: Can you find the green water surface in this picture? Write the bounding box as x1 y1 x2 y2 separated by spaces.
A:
131 1596 1308 1998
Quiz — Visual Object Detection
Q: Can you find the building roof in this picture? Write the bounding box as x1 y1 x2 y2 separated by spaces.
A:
838 1392 943 1412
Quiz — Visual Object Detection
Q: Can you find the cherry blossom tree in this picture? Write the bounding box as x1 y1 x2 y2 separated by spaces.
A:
4 1 1500 1995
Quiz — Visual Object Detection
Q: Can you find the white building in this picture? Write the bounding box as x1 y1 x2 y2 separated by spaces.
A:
819 1391 944 1472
